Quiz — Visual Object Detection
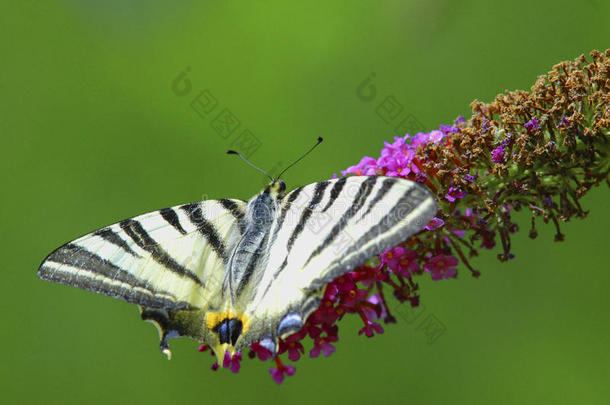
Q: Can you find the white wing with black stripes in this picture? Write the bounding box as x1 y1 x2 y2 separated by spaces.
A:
38 174 436 364
38 199 247 310
239 176 436 345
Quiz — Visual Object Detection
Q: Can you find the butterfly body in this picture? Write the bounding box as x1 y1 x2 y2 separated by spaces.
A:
38 176 436 365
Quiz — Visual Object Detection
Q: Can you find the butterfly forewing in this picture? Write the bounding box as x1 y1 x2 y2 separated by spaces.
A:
38 199 247 310
239 176 436 344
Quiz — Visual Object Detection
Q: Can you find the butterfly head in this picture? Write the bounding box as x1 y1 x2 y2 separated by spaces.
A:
265 179 286 198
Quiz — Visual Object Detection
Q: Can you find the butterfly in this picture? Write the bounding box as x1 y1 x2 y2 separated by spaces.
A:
38 147 437 365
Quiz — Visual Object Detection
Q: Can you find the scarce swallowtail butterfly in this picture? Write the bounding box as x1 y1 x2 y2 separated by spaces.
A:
38 138 437 366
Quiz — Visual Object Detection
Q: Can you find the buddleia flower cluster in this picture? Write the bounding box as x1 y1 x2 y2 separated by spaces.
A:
200 50 609 383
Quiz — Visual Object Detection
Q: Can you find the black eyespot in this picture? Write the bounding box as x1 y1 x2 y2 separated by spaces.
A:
213 318 243 346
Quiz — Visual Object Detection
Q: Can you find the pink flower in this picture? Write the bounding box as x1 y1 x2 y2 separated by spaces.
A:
381 247 420 278
425 217 445 231
382 136 409 156
524 118 541 131
410 130 444 147
223 351 242 374
361 293 387 321
445 186 466 202
269 361 296 385
424 254 459 280
378 153 412 177
358 321 384 337
249 341 273 361
491 146 505 163
310 324 339 358
279 333 306 362
310 338 337 358
380 246 406 269
341 156 378 176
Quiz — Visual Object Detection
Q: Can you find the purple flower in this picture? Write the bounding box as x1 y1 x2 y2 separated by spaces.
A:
440 123 460 134
269 363 296 385
524 118 542 131
310 339 337 358
445 186 466 202
358 321 384 337
425 217 445 230
222 351 242 374
250 342 273 361
309 324 339 358
362 293 388 321
381 247 420 278
281 338 305 362
558 116 570 128
382 136 409 157
428 130 445 143
424 254 459 280
378 153 410 177
341 156 378 176
491 146 505 163
464 174 477 183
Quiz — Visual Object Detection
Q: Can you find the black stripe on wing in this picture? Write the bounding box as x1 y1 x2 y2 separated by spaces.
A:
268 186 304 248
286 181 331 251
308 183 435 288
93 228 142 258
218 199 247 233
321 176 347 212
261 177 376 298
361 177 396 218
304 176 377 266
38 244 193 309
180 203 228 263
160 207 188 235
120 219 204 287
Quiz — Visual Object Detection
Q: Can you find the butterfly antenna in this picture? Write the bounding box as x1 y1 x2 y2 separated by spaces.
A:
226 150 274 181
276 137 323 180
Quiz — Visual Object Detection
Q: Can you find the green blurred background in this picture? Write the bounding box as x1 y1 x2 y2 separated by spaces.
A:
1 1 608 404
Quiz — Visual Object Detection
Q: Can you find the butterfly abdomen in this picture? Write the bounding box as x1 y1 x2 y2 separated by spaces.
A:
227 185 280 299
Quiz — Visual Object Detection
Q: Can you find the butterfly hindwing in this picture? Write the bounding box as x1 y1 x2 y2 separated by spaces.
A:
239 176 436 345
38 199 247 310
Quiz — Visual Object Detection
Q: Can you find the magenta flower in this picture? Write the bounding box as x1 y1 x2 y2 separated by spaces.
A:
491 146 505 163
249 342 273 361
424 255 459 280
222 351 242 374
278 330 307 362
463 174 477 183
310 338 337 358
269 361 296 385
358 321 384 337
445 186 466 202
380 246 407 269
341 156 378 176
524 118 542 131
381 247 419 278
425 217 445 231
410 130 445 147
309 324 339 358
382 136 409 156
